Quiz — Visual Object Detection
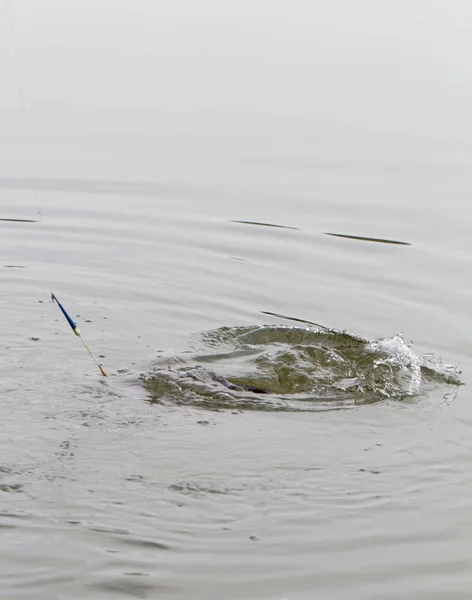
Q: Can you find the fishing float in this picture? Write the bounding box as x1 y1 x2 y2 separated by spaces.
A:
51 293 107 377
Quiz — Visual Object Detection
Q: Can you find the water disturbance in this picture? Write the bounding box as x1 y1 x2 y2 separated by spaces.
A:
144 325 462 411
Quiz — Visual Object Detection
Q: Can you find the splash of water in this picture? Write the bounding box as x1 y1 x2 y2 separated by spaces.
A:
142 325 462 412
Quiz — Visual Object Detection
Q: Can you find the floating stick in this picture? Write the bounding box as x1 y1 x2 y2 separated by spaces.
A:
323 232 411 245
261 310 327 329
0 218 38 222
51 293 107 376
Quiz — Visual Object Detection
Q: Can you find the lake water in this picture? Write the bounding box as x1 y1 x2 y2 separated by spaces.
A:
1 1 472 598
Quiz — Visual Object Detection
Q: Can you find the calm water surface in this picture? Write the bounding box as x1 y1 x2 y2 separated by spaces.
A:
1 1 472 598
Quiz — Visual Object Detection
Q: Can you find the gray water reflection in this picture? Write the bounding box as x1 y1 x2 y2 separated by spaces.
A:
0 177 169 197
1 0 472 598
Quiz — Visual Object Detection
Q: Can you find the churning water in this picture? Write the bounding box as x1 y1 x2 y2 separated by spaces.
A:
144 325 462 411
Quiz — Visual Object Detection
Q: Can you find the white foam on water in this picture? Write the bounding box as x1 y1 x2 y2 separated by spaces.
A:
369 333 422 395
